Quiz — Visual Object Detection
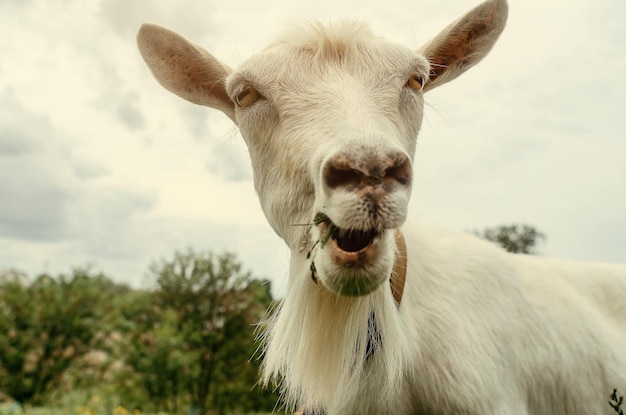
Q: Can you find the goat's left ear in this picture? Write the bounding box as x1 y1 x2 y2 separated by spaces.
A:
137 24 236 122
419 0 508 92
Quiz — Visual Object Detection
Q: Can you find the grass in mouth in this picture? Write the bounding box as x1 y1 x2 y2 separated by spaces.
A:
313 212 339 248
293 212 339 284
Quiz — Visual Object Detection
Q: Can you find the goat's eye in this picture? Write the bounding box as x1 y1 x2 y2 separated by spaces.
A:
235 85 260 107
406 74 424 91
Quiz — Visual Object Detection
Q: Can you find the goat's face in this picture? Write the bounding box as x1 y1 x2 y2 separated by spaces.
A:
227 31 427 295
137 0 508 297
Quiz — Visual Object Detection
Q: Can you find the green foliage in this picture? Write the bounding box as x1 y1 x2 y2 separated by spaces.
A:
119 250 276 415
611 389 625 415
0 269 126 405
473 224 545 254
0 250 278 413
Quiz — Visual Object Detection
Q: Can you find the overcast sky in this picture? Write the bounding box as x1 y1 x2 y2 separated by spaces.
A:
1 0 624 296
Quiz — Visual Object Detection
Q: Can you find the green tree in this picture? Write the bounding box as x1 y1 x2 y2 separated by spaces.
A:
123 250 276 414
0 269 123 405
474 224 545 254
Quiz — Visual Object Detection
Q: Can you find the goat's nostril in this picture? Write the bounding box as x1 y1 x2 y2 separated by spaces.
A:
386 156 412 186
323 152 412 189
324 164 364 189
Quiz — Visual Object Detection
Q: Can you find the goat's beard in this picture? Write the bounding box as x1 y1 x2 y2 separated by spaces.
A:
258 252 413 412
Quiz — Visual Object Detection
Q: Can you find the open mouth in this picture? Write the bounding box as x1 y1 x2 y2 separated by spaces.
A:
310 212 393 296
314 213 380 266
334 228 378 252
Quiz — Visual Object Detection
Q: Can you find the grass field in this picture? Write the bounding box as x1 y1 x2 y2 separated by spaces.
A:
0 394 280 415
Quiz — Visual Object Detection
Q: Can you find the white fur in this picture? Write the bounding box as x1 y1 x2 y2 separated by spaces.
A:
137 0 626 413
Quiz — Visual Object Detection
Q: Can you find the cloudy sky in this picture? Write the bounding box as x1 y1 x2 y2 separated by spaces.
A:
1 0 624 296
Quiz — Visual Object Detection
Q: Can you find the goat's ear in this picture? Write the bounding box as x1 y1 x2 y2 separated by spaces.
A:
419 0 508 92
137 24 236 122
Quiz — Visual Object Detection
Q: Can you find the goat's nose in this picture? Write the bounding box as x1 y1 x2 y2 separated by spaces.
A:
323 151 412 190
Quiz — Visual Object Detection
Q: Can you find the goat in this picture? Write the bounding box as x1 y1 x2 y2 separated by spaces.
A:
136 0 626 413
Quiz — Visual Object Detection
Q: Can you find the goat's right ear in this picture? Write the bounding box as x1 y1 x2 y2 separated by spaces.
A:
137 24 236 122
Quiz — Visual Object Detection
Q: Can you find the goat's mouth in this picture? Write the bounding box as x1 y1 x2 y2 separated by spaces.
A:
311 212 393 296
316 214 381 267
335 228 379 252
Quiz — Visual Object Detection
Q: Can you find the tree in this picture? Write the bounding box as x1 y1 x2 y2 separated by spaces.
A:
123 250 276 414
473 224 545 254
0 269 124 405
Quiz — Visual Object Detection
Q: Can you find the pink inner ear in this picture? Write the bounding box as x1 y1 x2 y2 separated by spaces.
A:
428 22 492 82
421 0 507 90
137 23 236 118
185 61 233 106
160 44 233 109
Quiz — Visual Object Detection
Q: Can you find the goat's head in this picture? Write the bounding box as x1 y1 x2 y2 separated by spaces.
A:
137 0 508 297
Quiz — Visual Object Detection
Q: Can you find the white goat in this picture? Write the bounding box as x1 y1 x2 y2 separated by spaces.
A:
137 0 626 413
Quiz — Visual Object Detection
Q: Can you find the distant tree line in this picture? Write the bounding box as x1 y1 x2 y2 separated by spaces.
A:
0 250 277 414
472 224 545 254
